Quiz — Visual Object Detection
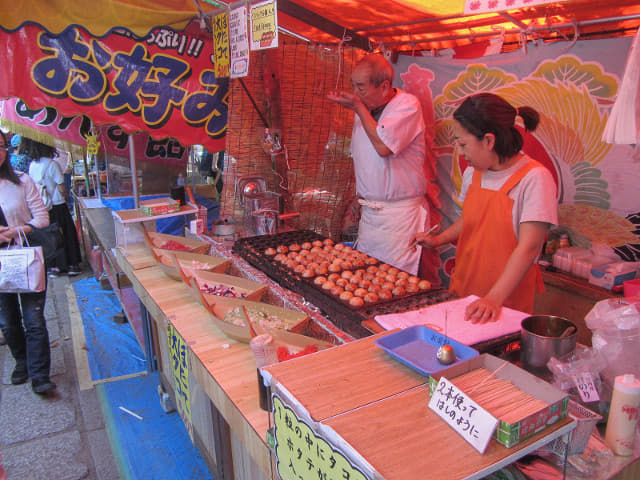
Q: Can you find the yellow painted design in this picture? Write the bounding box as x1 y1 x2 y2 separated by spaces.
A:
559 204 638 247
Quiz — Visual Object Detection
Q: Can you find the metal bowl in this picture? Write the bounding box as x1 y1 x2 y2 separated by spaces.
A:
520 315 577 371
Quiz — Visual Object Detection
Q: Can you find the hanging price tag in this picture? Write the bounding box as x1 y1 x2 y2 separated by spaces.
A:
428 377 499 453
572 372 600 403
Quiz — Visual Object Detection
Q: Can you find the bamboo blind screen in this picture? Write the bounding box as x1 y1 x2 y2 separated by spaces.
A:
223 38 363 240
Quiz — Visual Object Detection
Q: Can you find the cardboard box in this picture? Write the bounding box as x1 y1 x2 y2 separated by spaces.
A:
139 197 180 216
588 261 638 290
428 354 569 448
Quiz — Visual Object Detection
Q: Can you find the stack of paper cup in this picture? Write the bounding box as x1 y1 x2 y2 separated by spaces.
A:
249 334 279 367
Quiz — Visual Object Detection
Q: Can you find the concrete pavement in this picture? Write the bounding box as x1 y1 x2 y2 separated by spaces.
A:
0 272 121 480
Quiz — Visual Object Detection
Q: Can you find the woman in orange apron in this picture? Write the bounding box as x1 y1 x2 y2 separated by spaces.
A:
413 93 557 324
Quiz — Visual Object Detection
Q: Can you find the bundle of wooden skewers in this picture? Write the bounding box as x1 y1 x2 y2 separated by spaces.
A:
451 367 549 424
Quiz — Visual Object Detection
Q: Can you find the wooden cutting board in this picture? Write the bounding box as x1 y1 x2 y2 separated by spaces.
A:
265 332 428 422
323 385 574 480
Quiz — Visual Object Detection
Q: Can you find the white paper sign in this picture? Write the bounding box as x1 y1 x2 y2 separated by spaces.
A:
572 372 601 403
229 6 249 78
250 0 278 51
428 377 499 454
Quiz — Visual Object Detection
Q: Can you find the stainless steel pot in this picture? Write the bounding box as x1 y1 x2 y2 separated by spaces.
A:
520 315 577 371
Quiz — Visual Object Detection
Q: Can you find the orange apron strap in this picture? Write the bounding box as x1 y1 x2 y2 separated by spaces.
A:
499 160 541 194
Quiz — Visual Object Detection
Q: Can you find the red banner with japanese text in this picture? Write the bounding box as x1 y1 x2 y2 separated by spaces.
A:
0 97 189 168
0 22 228 152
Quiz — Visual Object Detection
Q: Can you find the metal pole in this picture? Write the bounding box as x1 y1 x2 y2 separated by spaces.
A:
128 135 139 209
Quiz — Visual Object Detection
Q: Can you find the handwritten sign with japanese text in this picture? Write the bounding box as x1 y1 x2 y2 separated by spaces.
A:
273 395 369 480
213 11 230 78
428 377 498 453
229 6 250 78
250 0 278 50
572 372 600 403
167 322 193 441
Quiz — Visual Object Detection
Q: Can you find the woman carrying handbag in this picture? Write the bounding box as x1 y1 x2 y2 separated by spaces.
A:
0 131 56 395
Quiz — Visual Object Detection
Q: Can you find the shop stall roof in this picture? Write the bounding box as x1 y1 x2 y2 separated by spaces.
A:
2 0 639 53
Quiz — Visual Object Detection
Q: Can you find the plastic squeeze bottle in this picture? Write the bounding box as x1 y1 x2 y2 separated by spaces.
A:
605 374 640 455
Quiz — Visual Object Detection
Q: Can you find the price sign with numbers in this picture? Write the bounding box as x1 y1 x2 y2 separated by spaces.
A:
572 372 600 403
428 377 499 454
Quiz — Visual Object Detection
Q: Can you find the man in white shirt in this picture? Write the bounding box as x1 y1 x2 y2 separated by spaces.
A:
328 54 429 275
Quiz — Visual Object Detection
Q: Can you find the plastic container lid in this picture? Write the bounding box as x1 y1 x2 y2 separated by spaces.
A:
615 374 640 394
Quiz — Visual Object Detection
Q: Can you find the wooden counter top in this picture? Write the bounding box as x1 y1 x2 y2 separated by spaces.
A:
115 247 273 477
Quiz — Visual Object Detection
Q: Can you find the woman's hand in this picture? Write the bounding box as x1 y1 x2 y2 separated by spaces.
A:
0 226 17 243
464 297 502 324
413 231 439 248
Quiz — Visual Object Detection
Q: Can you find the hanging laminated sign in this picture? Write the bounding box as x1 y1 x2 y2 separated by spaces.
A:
464 0 563 15
213 11 230 78
229 6 249 78
250 0 278 51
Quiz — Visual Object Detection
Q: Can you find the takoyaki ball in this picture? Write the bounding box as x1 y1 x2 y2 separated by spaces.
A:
349 296 365 308
330 285 344 297
385 273 397 284
379 263 391 272
307 262 320 270
372 276 386 286
274 253 286 262
328 263 342 273
343 245 353 253
285 260 299 269
294 264 306 274
354 288 368 298
394 278 409 288
287 251 298 259
363 272 375 281
315 265 328 276
354 269 366 277
408 275 421 285
368 284 381 294
312 240 324 248
376 269 388 278
396 271 409 280
350 275 363 285
365 256 378 265
310 246 323 254
327 273 341 282
364 292 379 304
418 279 432 290
301 242 312 250
341 270 354 280
352 259 366 269
289 243 301 252
339 291 354 303
335 278 349 288
381 282 395 291
321 280 335 291
302 268 315 278
359 279 372 290
299 249 310 256
343 282 357 292
276 245 289 254
294 254 306 264
366 265 379 274
406 283 419 293
314 276 327 286
391 286 407 297
378 289 393 301
387 267 400 276
342 261 354 271
265 247 277 256
323 238 335 246
334 243 345 251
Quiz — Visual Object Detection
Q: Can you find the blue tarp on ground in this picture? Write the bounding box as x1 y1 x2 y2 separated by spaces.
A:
97 372 213 480
72 277 146 380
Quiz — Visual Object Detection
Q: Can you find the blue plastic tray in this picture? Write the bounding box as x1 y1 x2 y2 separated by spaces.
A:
375 325 479 376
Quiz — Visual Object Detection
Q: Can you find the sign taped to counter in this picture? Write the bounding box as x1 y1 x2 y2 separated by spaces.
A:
428 376 498 454
273 394 370 480
168 322 193 441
